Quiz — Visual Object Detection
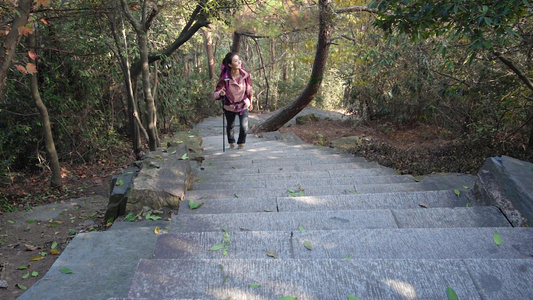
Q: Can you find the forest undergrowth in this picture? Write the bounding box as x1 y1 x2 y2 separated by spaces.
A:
280 118 533 176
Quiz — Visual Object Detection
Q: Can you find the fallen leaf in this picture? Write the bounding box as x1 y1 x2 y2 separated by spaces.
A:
493 231 502 246
265 250 278 259
17 265 28 270
154 226 160 235
154 154 163 159
343 255 351 259
189 199 203 210
51 241 58 249
31 271 38 277
210 243 225 251
30 255 43 261
25 244 38 251
22 272 30 279
277 297 297 300
180 153 188 160
16 284 27 290
304 241 312 250
463 185 469 189
59 267 73 274
454 189 461 197
28 50 39 60
418 203 429 208
298 225 306 232
249 283 261 288
50 249 60 255
446 286 458 300
8 220 15 224
347 295 361 300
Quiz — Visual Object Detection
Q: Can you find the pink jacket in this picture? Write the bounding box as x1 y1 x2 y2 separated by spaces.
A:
213 68 253 113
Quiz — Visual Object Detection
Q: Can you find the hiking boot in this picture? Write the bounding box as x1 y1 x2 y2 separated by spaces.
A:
230 143 235 149
238 144 245 149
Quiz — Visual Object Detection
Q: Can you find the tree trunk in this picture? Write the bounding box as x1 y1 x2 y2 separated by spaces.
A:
231 31 242 53
253 0 333 133
202 28 216 80
29 32 62 188
138 31 158 151
107 8 143 157
0 0 32 102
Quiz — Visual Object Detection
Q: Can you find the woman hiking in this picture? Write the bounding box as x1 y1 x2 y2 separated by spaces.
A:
213 52 253 149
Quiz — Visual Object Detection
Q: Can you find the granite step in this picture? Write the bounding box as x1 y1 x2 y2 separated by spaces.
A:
125 258 533 299
192 162 385 175
185 182 440 200
191 174 415 191
196 157 367 169
171 206 511 233
178 190 467 215
152 227 533 260
193 167 398 182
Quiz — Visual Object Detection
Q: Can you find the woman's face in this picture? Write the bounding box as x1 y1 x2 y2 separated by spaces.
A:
229 55 242 70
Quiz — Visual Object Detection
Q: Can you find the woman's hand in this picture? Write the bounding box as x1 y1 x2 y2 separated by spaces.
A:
219 88 226 97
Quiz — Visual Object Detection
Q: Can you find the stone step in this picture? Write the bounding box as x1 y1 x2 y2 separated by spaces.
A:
178 190 467 215
191 174 415 191
185 182 440 200
197 157 367 169
126 258 533 299
17 227 160 300
192 162 385 176
201 143 346 157
153 227 533 260
194 167 398 183
171 207 510 233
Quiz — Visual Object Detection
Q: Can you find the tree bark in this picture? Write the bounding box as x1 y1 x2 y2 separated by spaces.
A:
0 0 33 102
231 31 242 53
253 0 333 133
202 28 216 80
120 0 159 150
29 31 62 188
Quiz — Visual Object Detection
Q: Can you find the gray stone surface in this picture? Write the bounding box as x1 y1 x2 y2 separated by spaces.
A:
179 197 277 215
277 190 468 211
473 155 533 227
153 227 533 259
192 175 414 191
172 210 398 232
185 182 441 200
18 228 159 300
465 259 533 299
128 258 483 299
194 168 398 184
127 145 193 211
392 206 511 228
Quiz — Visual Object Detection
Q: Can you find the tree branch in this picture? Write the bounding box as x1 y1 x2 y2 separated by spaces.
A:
494 51 533 93
335 6 377 14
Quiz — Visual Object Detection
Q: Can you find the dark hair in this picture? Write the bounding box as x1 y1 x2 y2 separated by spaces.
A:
222 52 239 69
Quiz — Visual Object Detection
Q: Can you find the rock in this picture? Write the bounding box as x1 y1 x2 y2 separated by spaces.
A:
164 129 203 162
0 279 8 289
104 167 139 223
127 144 193 212
330 136 366 152
472 156 533 227
296 113 320 125
259 131 303 143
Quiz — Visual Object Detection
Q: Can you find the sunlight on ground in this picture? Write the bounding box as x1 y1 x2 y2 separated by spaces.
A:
383 279 418 299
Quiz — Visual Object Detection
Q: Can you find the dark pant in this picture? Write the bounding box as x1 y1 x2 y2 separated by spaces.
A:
224 109 248 144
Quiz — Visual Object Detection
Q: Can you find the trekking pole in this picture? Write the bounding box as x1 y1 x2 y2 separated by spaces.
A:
222 101 225 152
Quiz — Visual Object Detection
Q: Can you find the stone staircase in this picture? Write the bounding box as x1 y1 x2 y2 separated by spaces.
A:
120 135 533 299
